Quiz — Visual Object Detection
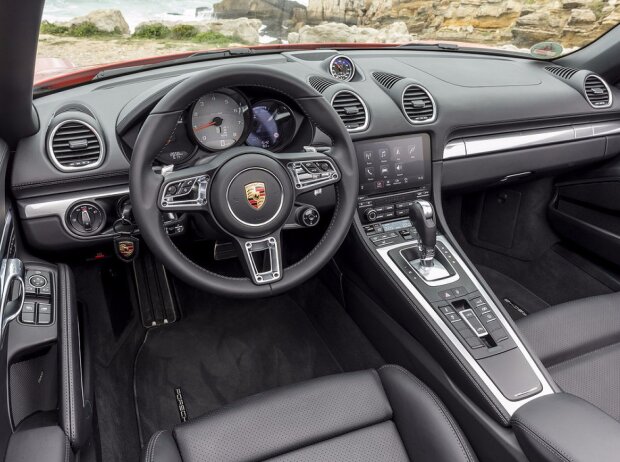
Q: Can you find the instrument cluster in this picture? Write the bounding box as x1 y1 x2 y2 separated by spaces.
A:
156 88 307 165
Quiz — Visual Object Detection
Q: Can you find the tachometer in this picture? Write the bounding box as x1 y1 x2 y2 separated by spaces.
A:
190 90 250 151
246 100 296 151
329 55 355 82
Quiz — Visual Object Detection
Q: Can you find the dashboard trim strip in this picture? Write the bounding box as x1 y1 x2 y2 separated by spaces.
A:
20 187 129 220
443 121 620 159
376 236 554 416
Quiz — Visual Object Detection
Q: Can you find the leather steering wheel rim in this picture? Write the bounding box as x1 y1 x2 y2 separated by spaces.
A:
129 64 358 298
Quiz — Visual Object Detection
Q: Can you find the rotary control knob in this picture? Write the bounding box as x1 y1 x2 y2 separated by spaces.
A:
365 208 378 222
296 206 320 227
67 202 106 236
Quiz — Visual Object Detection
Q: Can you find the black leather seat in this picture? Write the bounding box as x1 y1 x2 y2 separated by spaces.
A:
517 292 620 421
143 365 477 462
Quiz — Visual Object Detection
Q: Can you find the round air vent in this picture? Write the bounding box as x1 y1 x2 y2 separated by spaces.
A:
402 84 437 124
584 75 612 108
47 119 105 172
330 90 369 133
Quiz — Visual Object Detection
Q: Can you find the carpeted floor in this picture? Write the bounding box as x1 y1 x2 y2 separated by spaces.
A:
133 278 383 445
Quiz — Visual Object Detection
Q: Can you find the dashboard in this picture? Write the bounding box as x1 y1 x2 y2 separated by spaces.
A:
10 48 620 251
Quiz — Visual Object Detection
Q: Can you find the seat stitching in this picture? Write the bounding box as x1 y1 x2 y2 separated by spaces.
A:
147 430 165 462
379 364 476 462
150 430 165 462
512 420 572 462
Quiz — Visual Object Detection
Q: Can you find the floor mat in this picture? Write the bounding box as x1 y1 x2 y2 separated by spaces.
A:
476 265 549 319
134 284 370 444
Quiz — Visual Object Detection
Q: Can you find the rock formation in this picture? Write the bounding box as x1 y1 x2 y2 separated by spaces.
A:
44 1 620 50
213 0 308 37
58 9 130 35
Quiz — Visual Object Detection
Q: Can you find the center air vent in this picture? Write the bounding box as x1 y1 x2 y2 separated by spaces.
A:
48 120 105 172
402 84 436 124
372 71 404 90
584 75 612 108
544 65 578 80
331 91 369 132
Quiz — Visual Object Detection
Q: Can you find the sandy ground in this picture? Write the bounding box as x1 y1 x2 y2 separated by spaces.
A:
37 34 230 69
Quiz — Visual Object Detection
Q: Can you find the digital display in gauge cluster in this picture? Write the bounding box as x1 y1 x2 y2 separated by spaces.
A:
246 100 296 151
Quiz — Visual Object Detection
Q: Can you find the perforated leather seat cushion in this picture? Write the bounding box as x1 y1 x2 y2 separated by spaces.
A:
143 365 477 462
518 292 620 420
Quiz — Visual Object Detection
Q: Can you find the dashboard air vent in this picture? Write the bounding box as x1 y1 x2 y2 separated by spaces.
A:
331 91 369 132
584 75 611 108
402 84 436 124
544 65 578 80
48 120 105 171
372 71 404 90
309 75 338 93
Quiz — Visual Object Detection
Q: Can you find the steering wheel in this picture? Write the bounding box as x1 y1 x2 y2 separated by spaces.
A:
129 64 358 298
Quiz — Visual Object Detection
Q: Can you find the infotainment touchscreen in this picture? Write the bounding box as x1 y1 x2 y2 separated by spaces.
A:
355 134 431 195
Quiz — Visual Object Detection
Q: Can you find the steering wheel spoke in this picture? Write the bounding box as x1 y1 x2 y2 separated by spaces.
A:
272 149 341 197
159 166 211 212
234 231 283 285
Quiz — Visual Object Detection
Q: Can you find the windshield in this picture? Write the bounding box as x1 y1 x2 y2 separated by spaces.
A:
36 0 620 84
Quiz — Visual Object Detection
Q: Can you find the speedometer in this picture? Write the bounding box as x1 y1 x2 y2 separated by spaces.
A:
329 55 355 82
190 90 250 151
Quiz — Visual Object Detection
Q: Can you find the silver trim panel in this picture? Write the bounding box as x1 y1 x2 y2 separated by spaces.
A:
244 236 281 284
443 121 620 159
20 187 129 220
377 236 554 415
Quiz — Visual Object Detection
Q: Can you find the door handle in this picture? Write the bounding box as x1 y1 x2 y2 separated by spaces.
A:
0 259 24 347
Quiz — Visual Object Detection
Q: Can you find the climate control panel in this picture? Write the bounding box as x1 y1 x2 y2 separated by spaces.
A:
358 188 430 224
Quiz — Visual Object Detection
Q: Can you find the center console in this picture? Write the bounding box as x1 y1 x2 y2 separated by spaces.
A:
353 134 554 419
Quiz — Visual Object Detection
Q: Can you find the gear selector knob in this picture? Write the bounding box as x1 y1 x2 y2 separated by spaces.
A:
410 200 437 266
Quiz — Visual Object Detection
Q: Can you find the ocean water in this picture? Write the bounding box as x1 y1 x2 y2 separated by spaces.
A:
43 0 308 31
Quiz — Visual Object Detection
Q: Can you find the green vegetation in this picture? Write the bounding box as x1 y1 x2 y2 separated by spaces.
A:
40 20 121 37
132 23 244 45
170 24 198 39
193 31 245 45
133 23 171 39
41 19 245 46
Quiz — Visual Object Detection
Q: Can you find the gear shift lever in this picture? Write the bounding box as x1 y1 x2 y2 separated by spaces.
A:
410 200 437 267
405 200 450 282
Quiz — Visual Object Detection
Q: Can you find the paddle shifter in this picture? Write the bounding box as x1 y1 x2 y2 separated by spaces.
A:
410 200 437 267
